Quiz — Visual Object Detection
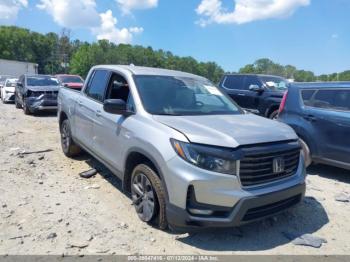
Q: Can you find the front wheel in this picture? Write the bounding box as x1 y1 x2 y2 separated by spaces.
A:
15 94 21 109
131 164 167 229
60 119 82 157
269 110 279 120
23 98 31 115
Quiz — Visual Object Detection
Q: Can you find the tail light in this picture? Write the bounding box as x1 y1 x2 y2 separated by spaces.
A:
279 91 288 114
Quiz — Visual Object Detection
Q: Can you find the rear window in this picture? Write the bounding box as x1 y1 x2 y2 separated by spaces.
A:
222 75 245 90
301 89 350 111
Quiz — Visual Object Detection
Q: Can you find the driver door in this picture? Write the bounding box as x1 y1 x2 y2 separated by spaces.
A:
93 72 135 174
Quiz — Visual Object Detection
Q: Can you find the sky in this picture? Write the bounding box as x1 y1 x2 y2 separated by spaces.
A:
0 0 349 75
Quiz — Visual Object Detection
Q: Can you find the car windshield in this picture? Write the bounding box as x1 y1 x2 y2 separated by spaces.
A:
260 76 288 90
59 76 83 83
27 76 59 86
134 75 242 116
6 80 17 87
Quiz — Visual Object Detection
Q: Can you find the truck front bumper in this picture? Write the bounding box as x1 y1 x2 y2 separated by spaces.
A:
163 150 306 230
167 182 305 230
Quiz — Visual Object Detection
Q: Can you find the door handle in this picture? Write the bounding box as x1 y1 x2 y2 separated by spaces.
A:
77 101 83 107
303 114 317 122
96 110 102 117
238 93 246 96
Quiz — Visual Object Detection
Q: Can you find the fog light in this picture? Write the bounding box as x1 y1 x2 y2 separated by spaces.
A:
188 208 214 216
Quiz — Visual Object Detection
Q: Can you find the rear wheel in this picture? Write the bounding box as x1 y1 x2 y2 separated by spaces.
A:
60 119 82 157
299 138 312 167
131 164 167 229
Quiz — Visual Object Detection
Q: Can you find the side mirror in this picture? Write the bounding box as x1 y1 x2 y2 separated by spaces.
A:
63 83 69 87
17 82 23 88
103 99 134 116
249 84 264 93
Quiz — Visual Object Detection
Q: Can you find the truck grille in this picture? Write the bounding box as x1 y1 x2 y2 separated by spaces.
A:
239 142 301 187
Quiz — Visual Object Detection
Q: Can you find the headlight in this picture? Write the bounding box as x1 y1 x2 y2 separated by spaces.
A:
170 139 242 175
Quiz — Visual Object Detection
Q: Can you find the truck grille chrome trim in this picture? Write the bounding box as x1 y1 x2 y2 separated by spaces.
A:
239 142 301 187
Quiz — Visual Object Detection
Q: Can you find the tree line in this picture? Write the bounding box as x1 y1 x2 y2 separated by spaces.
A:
1 26 349 83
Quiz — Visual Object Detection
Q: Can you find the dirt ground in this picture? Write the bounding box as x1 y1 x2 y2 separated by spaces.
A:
0 101 350 255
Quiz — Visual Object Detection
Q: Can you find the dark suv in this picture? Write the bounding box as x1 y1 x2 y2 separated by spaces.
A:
219 74 289 119
278 82 350 170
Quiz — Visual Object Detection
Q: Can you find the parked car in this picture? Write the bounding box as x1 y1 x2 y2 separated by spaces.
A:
15 74 60 115
219 74 289 119
55 74 84 90
1 78 18 103
0 75 13 99
58 65 306 231
278 82 350 170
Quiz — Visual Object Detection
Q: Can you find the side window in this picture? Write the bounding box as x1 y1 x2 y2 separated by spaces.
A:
222 75 245 90
85 70 110 102
105 72 135 112
305 89 350 111
244 76 261 90
301 89 317 106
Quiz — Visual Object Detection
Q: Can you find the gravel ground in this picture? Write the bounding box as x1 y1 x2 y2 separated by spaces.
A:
0 101 350 255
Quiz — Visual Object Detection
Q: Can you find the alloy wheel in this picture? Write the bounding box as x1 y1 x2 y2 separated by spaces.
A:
131 172 156 222
61 122 70 151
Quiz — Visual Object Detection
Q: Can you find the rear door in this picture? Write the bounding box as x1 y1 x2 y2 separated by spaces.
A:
302 88 350 163
220 75 251 108
74 69 110 149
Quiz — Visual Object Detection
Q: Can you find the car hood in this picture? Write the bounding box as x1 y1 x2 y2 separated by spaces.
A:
26 85 60 92
153 113 297 148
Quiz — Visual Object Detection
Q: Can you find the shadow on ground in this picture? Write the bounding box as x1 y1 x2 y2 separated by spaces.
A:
73 153 329 252
307 164 350 184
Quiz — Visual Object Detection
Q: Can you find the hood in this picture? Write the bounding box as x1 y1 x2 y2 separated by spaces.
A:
153 113 297 148
26 85 60 92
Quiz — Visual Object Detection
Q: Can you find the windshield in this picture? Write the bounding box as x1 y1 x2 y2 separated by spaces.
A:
59 75 83 83
6 80 17 87
260 76 288 90
134 75 242 116
27 76 59 86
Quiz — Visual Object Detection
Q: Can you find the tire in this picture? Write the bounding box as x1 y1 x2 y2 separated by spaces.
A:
269 109 279 120
299 138 312 167
60 119 82 157
23 98 31 115
15 94 21 109
131 164 167 229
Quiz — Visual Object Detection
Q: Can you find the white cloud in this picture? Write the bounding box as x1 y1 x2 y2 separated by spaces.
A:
331 33 338 39
116 0 158 14
37 0 100 28
37 1 143 44
196 0 310 26
0 0 28 24
93 10 143 44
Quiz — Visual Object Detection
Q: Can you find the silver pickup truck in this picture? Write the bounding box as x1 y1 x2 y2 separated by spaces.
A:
58 65 306 231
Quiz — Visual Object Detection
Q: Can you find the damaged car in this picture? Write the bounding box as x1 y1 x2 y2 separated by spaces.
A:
58 65 306 231
15 74 60 115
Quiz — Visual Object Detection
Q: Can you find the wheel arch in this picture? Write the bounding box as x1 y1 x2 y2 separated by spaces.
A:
123 148 169 201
